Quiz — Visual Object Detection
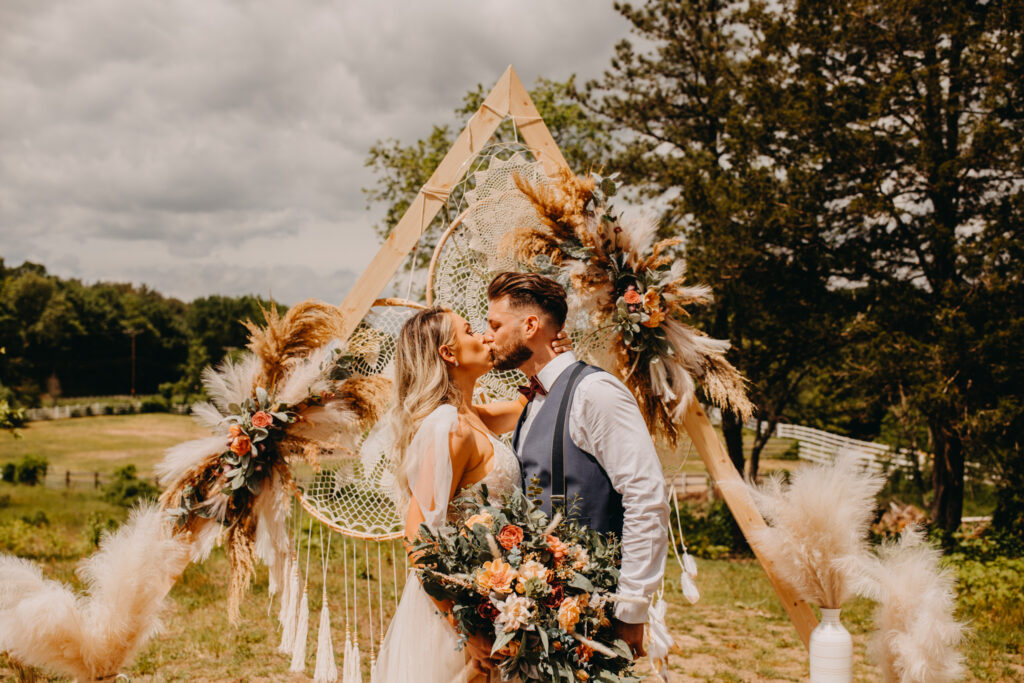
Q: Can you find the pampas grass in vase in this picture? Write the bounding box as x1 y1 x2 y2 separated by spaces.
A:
746 455 886 682
851 528 966 683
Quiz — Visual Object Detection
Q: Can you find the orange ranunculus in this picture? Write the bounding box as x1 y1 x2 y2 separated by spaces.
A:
251 410 273 428
476 558 517 594
228 424 243 437
623 289 643 305
575 643 594 663
642 288 661 311
229 435 252 456
546 534 569 564
557 595 581 632
641 307 666 328
465 511 494 530
497 524 524 550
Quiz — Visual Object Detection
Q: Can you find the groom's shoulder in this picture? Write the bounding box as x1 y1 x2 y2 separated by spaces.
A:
576 364 637 403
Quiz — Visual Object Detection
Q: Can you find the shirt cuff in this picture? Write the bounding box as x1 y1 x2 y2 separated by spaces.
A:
613 593 650 624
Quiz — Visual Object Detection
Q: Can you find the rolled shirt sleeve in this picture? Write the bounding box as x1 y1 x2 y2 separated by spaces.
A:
570 373 669 624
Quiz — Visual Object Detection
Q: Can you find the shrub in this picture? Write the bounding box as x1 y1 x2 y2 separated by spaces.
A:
3 455 49 486
102 464 159 507
140 395 170 413
85 511 120 547
670 498 750 559
19 510 49 526
0 494 10 508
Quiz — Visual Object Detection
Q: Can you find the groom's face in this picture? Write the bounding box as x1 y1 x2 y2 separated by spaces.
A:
484 296 534 371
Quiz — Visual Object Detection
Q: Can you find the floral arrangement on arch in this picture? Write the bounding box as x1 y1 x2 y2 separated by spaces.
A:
414 485 640 683
504 168 753 443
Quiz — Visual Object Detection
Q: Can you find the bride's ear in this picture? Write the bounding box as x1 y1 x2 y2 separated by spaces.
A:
438 345 459 367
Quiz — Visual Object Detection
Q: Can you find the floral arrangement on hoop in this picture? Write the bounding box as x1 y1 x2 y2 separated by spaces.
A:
504 168 753 443
157 300 391 620
414 485 640 683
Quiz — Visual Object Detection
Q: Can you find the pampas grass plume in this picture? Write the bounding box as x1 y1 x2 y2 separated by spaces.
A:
747 455 885 608
852 528 966 682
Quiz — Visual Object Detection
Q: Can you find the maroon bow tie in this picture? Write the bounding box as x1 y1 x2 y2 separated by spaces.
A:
517 375 547 402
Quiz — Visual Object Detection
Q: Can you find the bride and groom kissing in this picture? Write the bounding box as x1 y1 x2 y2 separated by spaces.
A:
374 271 669 682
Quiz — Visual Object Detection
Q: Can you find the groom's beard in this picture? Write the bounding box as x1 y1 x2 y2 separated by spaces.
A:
490 339 533 371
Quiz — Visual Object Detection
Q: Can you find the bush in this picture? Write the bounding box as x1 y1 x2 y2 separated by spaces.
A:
2 455 49 486
670 498 750 559
19 510 49 526
102 464 159 507
85 511 120 547
140 395 170 413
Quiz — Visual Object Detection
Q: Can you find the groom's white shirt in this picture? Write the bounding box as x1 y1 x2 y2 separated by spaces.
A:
518 351 669 624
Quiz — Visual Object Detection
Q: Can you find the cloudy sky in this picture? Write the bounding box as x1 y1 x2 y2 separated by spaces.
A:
0 0 632 304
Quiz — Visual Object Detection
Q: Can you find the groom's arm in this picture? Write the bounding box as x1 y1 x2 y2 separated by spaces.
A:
572 373 669 624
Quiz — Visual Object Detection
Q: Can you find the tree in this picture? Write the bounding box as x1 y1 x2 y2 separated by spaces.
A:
364 78 612 276
759 0 1024 535
584 0 854 476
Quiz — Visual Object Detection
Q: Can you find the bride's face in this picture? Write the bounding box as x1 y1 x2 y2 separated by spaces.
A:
443 311 493 377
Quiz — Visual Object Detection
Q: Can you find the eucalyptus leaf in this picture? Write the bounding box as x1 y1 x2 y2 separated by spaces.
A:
490 628 516 655
256 387 269 405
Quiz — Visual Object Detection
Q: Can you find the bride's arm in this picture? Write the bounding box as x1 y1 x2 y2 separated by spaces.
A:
473 395 529 435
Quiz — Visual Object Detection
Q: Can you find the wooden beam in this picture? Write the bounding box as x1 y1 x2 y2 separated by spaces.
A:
682 401 819 647
337 67 514 339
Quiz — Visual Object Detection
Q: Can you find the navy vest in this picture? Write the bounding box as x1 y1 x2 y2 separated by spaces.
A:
512 362 624 537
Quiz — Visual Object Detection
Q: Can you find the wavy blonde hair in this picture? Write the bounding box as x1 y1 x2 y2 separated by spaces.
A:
390 306 462 496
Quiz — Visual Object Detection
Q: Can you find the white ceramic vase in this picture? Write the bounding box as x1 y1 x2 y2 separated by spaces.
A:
809 607 853 682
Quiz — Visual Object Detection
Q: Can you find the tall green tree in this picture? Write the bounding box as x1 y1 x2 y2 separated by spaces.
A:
760 0 1024 534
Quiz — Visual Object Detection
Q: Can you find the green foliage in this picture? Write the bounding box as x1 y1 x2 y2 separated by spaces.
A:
102 464 159 507
140 395 170 413
1 455 48 486
671 499 750 559
85 511 121 547
948 554 1024 641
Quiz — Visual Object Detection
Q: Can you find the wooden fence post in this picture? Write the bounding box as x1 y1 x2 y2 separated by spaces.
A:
65 470 71 488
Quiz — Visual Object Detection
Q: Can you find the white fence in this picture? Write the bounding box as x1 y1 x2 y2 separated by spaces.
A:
775 423 923 473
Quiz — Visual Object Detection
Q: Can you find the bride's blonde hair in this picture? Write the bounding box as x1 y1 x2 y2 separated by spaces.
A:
390 306 462 496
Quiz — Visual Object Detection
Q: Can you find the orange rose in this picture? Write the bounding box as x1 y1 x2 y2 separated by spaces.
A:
557 595 581 632
497 524 524 550
229 435 252 456
251 410 273 428
228 424 243 437
546 534 569 564
623 289 643 305
476 558 517 594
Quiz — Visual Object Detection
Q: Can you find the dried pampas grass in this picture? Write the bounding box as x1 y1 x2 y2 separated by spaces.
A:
0 506 190 681
852 528 966 683
746 455 885 608
244 300 347 391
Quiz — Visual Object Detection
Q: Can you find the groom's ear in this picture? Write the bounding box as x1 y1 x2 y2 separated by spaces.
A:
521 313 541 340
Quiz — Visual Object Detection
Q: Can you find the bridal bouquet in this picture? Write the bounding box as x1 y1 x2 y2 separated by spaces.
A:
412 486 639 682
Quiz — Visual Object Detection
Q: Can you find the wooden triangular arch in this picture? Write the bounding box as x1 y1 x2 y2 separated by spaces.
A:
339 65 818 647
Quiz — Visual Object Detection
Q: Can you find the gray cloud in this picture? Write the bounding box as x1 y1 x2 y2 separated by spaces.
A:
0 0 630 304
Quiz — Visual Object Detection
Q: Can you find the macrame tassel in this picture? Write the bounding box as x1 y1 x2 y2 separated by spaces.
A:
683 551 698 578
279 559 300 653
290 588 310 672
313 594 338 683
342 631 354 683
345 634 362 683
647 595 673 681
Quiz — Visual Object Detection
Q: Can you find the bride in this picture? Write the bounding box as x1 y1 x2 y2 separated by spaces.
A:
372 306 569 683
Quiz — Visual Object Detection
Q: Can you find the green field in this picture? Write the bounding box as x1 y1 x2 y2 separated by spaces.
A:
0 415 1021 681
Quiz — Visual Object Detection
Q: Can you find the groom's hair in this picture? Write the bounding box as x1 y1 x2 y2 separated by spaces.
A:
487 272 567 328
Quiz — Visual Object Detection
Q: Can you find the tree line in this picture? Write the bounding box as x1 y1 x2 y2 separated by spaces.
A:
365 0 1023 538
0 259 283 406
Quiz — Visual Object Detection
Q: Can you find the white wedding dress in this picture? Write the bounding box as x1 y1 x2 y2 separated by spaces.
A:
373 405 522 683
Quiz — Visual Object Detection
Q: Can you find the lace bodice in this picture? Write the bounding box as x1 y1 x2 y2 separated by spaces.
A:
476 435 521 501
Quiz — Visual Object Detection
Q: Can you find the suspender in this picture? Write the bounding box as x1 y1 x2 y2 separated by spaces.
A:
550 362 587 512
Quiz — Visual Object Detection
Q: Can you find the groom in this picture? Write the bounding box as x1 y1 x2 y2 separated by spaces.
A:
484 271 669 657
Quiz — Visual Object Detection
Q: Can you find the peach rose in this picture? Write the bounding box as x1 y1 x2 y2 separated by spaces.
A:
642 288 661 311
476 558 517 594
464 511 494 530
229 435 252 456
251 410 273 428
497 524 524 550
228 424 243 437
623 289 643 305
517 560 550 584
546 534 569 564
557 595 581 632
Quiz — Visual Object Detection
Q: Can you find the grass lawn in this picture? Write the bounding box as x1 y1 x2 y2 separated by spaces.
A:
0 414 1020 681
